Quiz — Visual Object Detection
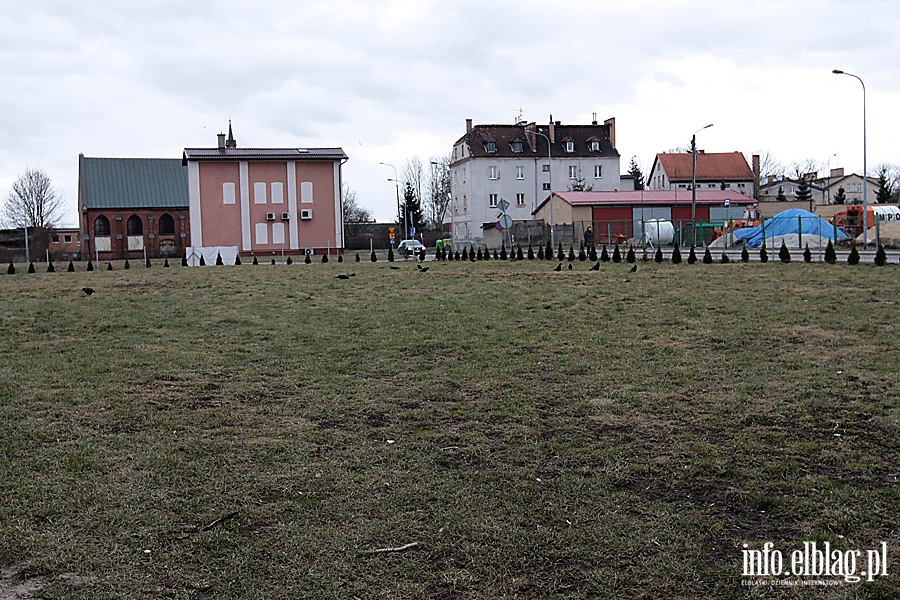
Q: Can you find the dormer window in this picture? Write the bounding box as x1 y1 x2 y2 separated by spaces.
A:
564 140 575 153
590 140 600 152
484 140 497 153
510 139 523 153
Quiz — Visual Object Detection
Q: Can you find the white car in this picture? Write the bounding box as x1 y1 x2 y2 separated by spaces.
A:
397 239 425 254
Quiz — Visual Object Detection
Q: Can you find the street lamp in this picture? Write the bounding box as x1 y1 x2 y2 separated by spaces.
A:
379 162 402 244
832 69 868 247
691 123 714 246
528 127 554 248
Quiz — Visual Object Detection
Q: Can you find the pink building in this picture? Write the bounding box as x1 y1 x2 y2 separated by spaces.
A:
182 125 347 262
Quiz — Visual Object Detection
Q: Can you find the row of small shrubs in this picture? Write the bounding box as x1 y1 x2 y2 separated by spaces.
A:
5 258 175 274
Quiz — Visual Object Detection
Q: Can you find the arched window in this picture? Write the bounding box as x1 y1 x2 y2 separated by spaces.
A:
127 215 143 235
94 215 110 236
158 213 175 235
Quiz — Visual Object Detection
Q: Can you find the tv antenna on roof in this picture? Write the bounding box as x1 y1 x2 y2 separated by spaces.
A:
514 107 525 125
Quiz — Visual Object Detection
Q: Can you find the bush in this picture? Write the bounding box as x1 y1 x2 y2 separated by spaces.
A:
216 252 224 265
235 254 241 265
7 262 14 274
28 262 35 273
671 246 682 264
803 245 812 263
759 246 768 263
824 240 836 264
462 247 469 261
304 254 311 264
655 247 664 263
847 241 860 265
741 246 750 263
600 245 609 262
86 260 94 272
687 246 697 264
546 240 553 261
517 246 524 260
182 256 188 266
371 249 377 262
720 252 730 263
322 253 329 263
455 250 461 261
499 245 506 260
567 245 576 262
197 256 204 267
578 247 587 261
611 244 622 263
527 245 535 260
106 262 113 271
124 259 131 269
779 241 791 263
388 247 395 262
537 245 544 260
702 247 713 264
419 248 426 261
589 245 598 262
286 256 293 265
271 259 276 265
469 248 476 262
557 244 565 261
338 254 344 263
164 258 170 267
642 249 649 262
356 253 361 262
874 244 887 266
46 261 55 273
626 245 635 263
476 247 483 260
67 261 75 272
145 257 152 268
253 256 259 265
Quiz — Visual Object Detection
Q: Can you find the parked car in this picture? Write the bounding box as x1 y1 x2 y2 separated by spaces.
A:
397 239 424 254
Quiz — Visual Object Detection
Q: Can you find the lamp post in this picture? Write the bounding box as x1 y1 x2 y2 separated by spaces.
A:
832 69 867 247
528 128 554 247
691 123 714 246
379 162 402 244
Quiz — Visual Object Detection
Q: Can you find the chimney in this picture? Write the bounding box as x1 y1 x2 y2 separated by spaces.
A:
524 121 537 152
217 132 226 149
466 118 473 134
752 154 760 199
548 115 555 144
592 112 598 125
604 117 616 148
830 167 844 178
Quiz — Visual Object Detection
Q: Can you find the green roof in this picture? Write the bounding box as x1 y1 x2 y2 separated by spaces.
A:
79 156 188 210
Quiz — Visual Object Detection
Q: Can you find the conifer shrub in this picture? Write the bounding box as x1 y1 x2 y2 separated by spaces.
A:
356 253 361 262
874 244 887 266
371 249 377 262
124 259 131 269
612 244 622 263
567 245 576 261
483 247 490 260
655 247 664 263
419 248 426 261
499 245 507 260
642 249 649 262
7 262 14 274
46 261 55 273
759 246 768 263
847 241 859 265
304 254 311 264
741 246 750 263
720 252 730 263
271 259 276 265
182 256 188 266
235 254 241 265
626 245 636 263
145 257 152 268
67 261 75 272
687 246 697 264
493 249 499 260
779 241 791 263
671 245 682 264
803 245 812 263
28 262 35 273
469 248 476 262
462 247 469 261
86 260 94 271
198 256 204 266
106 262 113 271
476 247 483 260
528 245 535 260
824 240 836 264
600 245 609 262
286 256 293 265
388 247 395 262
557 244 565 261
455 250 461 261
322 253 329 263
546 240 553 260
253 256 259 265
537 245 545 260
516 246 524 260
702 247 713 264
164 258 170 267
338 255 344 263
577 247 586 261
589 245 598 262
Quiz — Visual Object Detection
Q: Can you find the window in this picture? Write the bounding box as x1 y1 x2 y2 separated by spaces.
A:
52 235 60 243
272 222 285 245
159 214 175 235
94 216 110 237
568 166 578 179
484 141 497 153
542 164 550 172
590 140 600 151
301 181 314 203
543 183 550 190
564 141 574 152
127 215 143 235
222 182 236 205
254 182 267 204
489 166 498 180
255 222 268 245
593 165 602 179
489 194 498 208
271 182 284 204
516 193 525 206
516 166 524 180
738 183 745 188
64 234 72 243
707 184 716 189
510 140 523 153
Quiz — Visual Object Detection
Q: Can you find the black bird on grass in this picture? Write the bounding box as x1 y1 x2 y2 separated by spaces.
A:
567 263 573 271
629 265 637 273
390 266 400 270
553 263 562 272
335 274 350 280
81 287 94 296
419 266 429 273
589 262 599 271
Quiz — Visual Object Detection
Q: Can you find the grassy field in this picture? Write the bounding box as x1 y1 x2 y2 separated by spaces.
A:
0 257 898 599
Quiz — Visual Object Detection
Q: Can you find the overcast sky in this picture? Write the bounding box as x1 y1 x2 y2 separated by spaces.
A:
2 0 899 226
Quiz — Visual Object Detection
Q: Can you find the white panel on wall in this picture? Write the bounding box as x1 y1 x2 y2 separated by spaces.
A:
300 181 313 203
254 182 267 204
271 182 284 204
223 182 236 205
255 222 268 245
272 222 285 245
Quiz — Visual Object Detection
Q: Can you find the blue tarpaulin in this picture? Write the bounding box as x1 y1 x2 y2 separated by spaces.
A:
732 208 849 248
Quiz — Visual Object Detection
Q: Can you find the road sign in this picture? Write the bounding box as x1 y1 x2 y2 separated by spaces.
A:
497 214 513 229
389 232 395 239
409 227 416 235
388 227 395 233
498 198 510 212
724 198 730 208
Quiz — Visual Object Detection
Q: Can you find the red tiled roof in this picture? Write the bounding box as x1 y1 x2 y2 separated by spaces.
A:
656 152 753 181
533 190 755 214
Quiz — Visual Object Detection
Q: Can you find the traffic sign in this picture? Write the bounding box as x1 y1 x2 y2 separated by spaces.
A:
497 214 513 229
724 198 730 208
498 198 510 212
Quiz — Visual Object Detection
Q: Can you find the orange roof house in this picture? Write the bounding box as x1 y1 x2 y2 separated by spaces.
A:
648 151 755 197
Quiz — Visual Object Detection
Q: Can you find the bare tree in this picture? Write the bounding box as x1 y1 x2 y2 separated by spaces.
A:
2 167 64 229
402 157 425 226
788 158 821 181
754 151 785 181
426 155 451 229
341 183 373 236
